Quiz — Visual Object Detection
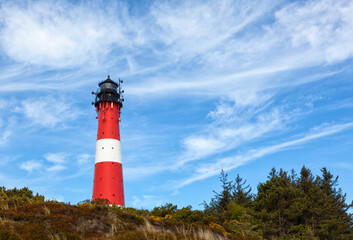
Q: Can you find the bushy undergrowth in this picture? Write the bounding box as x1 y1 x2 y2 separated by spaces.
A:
0 188 227 240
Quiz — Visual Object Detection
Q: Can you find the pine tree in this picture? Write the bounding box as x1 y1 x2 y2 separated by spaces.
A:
254 166 353 239
254 168 302 238
204 169 233 213
231 174 252 206
314 168 353 239
291 166 323 237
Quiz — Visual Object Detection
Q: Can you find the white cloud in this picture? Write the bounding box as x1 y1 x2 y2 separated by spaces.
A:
19 153 68 173
44 153 68 172
0 0 352 96
20 160 42 172
47 165 66 172
74 153 93 175
0 1 134 68
124 101 289 179
150 0 277 62
45 153 67 164
0 155 19 166
0 130 12 147
0 101 13 146
77 154 92 165
273 0 353 63
179 100 286 165
14 96 79 128
182 137 225 160
128 0 353 100
176 121 353 188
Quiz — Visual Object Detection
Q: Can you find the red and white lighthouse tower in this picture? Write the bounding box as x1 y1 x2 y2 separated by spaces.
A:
92 75 125 205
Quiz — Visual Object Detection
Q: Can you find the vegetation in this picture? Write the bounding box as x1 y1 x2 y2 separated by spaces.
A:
0 187 225 239
203 167 353 239
0 166 352 239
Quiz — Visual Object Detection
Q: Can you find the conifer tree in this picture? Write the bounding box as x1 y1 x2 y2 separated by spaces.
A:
314 168 353 239
204 169 233 213
254 168 302 238
297 166 321 228
231 174 252 206
205 166 353 239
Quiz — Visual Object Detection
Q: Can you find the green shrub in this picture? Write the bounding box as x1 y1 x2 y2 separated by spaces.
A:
150 203 177 217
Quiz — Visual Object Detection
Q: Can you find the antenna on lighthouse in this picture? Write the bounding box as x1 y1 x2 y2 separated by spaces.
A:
118 78 124 102
92 75 125 206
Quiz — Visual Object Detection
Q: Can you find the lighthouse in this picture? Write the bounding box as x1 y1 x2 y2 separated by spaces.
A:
92 75 125 205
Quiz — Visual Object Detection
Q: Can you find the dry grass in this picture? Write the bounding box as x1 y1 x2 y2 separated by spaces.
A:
0 201 9 210
138 221 228 240
108 213 124 236
47 232 68 240
139 220 184 240
0 217 13 225
141 220 159 233
0 201 230 240
140 220 161 239
195 228 225 240
43 206 51 216
173 226 226 240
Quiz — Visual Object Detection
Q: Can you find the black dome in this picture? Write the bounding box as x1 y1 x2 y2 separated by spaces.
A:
93 75 123 107
98 75 118 87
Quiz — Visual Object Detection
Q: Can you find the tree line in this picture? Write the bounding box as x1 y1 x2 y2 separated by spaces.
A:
201 166 353 239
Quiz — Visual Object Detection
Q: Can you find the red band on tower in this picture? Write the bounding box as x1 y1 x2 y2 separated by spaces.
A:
96 102 121 141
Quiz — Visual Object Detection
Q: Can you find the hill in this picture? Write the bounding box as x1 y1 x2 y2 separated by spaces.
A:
0 187 227 240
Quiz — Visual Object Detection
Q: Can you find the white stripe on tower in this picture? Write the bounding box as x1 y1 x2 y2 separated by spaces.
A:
95 139 122 164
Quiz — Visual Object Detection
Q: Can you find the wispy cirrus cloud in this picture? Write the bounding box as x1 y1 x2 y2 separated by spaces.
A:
128 0 353 99
127 0 353 191
124 119 353 188
0 1 134 68
150 0 278 63
176 121 353 188
0 130 12 147
19 153 68 174
47 165 66 172
13 96 80 128
273 0 353 64
0 0 352 96
45 153 67 164
19 160 42 173
45 153 67 172
179 100 285 166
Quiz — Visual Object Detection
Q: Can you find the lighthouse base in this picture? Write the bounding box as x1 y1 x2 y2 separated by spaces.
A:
92 161 124 205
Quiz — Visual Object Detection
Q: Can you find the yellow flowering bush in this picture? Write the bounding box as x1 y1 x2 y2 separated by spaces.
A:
209 222 224 231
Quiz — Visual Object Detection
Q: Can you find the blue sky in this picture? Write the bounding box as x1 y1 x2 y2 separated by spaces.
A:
0 0 353 209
